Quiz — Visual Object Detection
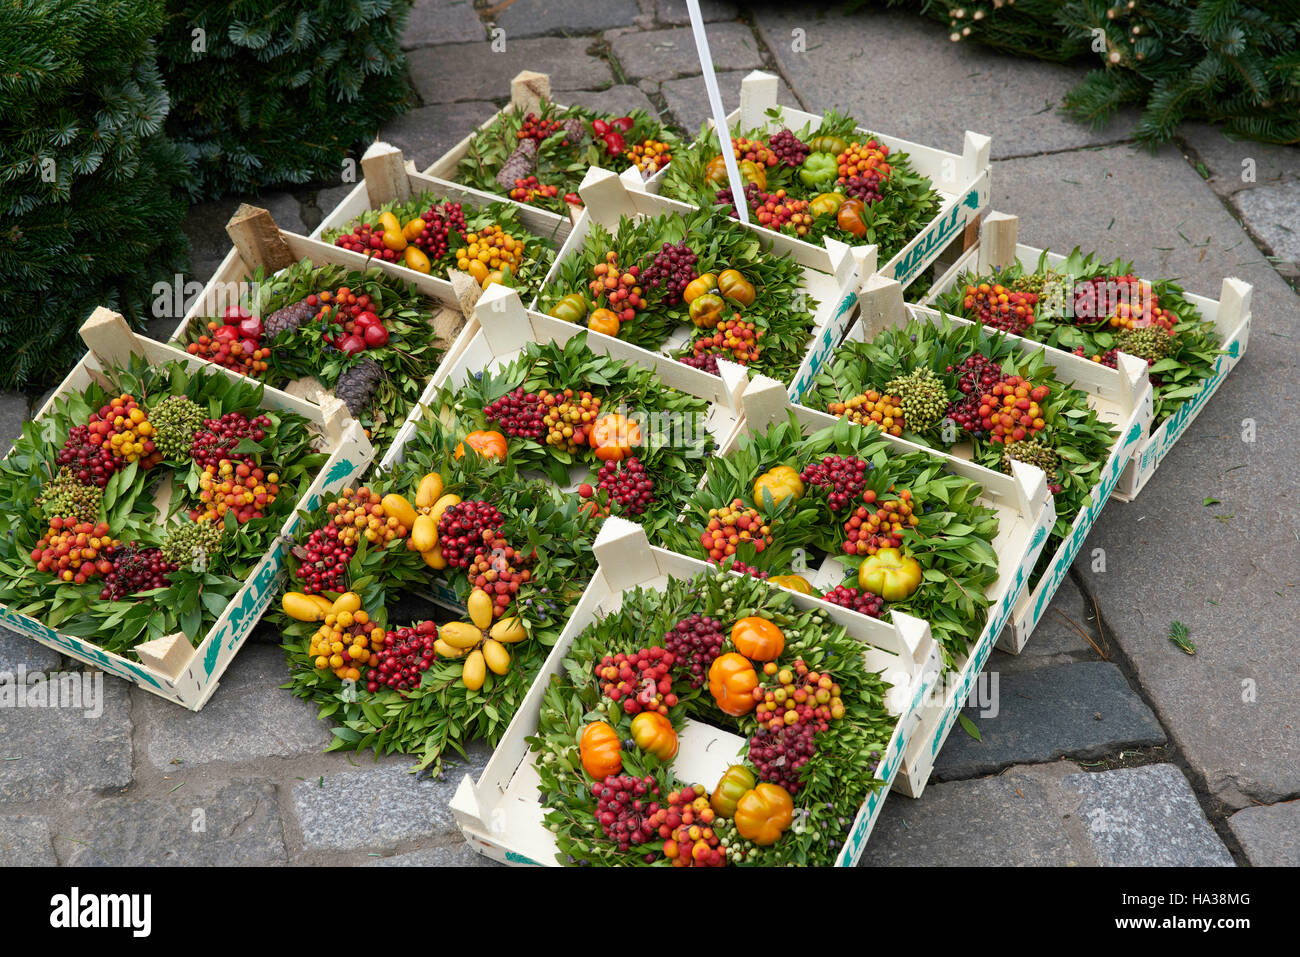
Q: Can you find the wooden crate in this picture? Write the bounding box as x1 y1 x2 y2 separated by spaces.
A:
636 70 993 291
844 275 1154 652
918 212 1254 502
448 517 943 867
543 165 873 403
737 378 1056 798
0 311 373 709
376 283 751 605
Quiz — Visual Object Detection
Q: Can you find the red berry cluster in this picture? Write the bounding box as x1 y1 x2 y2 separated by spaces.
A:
822 585 886 617
31 519 118 583
595 647 678 715
693 318 761 365
367 621 438 693
641 240 698 305
308 287 389 354
960 282 1037 335
187 306 269 376
435 501 503 568
591 774 661 855
945 353 1009 437
753 189 813 236
724 559 769 580
466 533 532 618
731 136 778 166
484 388 546 439
589 252 643 323
663 612 725 689
842 489 917 556
749 660 846 793
768 128 809 167
413 202 467 259
516 113 564 144
509 176 559 203
800 455 872 511
56 425 121 489
652 786 724 867
190 412 269 470
292 525 355 595
1072 345 1119 368
715 182 764 218
596 456 655 516
841 171 884 205
749 724 816 794
99 543 177 601
678 349 722 376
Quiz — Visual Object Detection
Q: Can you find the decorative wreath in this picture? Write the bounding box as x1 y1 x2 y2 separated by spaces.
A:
931 249 1222 425
531 568 897 867
0 357 327 657
807 315 1118 588
661 108 942 261
536 208 819 385
663 415 1002 668
274 336 720 772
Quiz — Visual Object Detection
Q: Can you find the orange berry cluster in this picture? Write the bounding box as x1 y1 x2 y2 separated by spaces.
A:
655 786 723 867
842 489 917 556
755 659 846 732
827 390 905 436
693 317 762 365
753 189 812 236
31 519 118 583
701 498 773 562
309 608 386 681
92 395 162 467
731 136 777 167
625 139 671 173
509 176 558 203
589 252 644 323
836 140 892 182
192 460 281 525
961 282 1037 335
540 388 602 452
326 487 410 546
187 322 271 376
978 376 1051 443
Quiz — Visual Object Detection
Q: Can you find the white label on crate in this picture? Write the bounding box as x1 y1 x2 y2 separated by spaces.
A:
891 186 982 287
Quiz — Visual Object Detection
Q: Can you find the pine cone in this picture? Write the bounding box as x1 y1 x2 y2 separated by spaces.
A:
560 117 586 145
495 139 538 191
334 358 383 416
263 299 316 339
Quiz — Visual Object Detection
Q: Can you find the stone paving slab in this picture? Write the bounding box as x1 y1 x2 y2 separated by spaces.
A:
989 141 1300 809
137 645 332 770
403 0 485 48
611 24 763 83
1227 799 1300 867
655 0 738 25
659 70 799 135
293 764 458 852
752 6 1140 159
492 0 642 40
864 761 1231 866
408 38 613 105
0 814 57 866
1179 123 1300 198
933 661 1165 781
363 839 503 866
1062 764 1234 867
563 85 659 120
0 679 132 803
1236 181 1300 265
0 627 63 676
58 780 287 866
381 100 501 172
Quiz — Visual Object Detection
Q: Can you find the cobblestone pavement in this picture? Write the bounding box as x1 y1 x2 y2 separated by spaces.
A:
2 1 1298 867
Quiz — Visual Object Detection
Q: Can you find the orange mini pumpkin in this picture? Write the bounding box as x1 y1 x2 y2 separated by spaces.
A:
730 616 785 662
454 429 508 461
708 652 758 716
579 721 623 779
630 712 678 761
590 413 642 462
588 308 621 338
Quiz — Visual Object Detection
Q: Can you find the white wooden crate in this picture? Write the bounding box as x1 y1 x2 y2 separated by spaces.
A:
448 517 942 867
737 379 1056 798
637 70 992 291
540 165 873 403
841 275 1155 652
918 212 1254 502
0 311 373 710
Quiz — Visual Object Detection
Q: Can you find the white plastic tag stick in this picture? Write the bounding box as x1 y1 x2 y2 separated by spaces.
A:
685 0 750 225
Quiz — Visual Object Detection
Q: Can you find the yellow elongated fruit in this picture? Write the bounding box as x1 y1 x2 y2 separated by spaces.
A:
308 595 334 616
283 592 324 621
378 211 402 235
428 493 461 527
482 638 510 675
415 472 444 509
435 638 468 659
411 514 437 552
421 545 447 569
403 245 430 272
462 649 486 690
490 617 527 644
403 217 427 241
467 589 494 630
330 592 361 614
440 622 483 649
381 493 417 530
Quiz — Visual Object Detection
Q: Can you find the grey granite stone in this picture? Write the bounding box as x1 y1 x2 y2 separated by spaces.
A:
1227 799 1300 867
138 645 332 770
293 764 458 851
753 6 1140 158
660 69 800 136
60 780 287 866
655 0 739 26
933 661 1166 781
403 0 485 48
0 677 132 802
492 0 641 40
0 814 57 866
381 100 500 172
1180 122 1300 197
563 84 660 120
1236 180 1300 264
363 839 503 866
0 626 62 676
0 392 28 454
1062 764 1234 866
611 24 762 83
408 38 614 104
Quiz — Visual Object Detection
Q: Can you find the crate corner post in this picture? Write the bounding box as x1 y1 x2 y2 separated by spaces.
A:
134 632 197 684
226 204 295 275
977 211 1018 274
738 70 779 130
857 273 906 341
577 165 631 230
360 141 412 207
79 307 140 369
591 516 655 591
739 373 792 431
510 70 551 116
473 282 531 354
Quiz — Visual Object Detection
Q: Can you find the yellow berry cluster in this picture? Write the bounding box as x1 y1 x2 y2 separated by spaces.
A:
309 608 386 681
326 487 409 547
625 139 671 173
827 390 905 436
539 388 601 453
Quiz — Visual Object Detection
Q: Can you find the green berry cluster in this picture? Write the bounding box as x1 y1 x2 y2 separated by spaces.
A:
160 519 225 568
149 395 206 460
37 467 103 523
885 367 949 432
